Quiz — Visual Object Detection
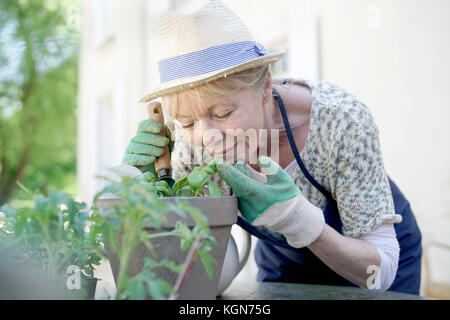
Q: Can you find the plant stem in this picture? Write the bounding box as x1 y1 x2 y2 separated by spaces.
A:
116 247 131 296
43 240 57 278
116 211 139 296
16 181 34 199
56 250 75 274
169 236 205 300
34 213 58 278
146 231 175 239
116 226 133 295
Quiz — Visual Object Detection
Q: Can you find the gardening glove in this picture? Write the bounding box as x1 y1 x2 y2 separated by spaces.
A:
122 119 173 175
215 156 325 248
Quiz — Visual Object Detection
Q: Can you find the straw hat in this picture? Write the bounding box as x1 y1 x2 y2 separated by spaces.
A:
139 0 286 103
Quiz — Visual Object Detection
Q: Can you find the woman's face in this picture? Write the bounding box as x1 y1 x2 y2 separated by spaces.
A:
175 88 267 164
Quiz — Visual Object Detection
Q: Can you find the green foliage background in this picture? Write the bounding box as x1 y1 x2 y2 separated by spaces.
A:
0 0 80 205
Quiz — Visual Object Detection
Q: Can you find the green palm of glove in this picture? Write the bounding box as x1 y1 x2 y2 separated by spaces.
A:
122 119 172 174
215 156 301 223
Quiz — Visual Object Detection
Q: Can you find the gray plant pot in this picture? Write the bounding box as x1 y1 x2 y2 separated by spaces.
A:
96 196 238 300
65 274 99 300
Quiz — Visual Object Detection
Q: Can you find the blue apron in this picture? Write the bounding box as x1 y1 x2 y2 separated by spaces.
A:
233 88 423 294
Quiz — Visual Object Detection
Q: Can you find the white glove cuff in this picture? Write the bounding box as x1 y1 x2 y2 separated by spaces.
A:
252 193 325 248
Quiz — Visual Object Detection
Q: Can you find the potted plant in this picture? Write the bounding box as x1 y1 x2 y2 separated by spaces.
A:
0 183 103 300
93 161 238 300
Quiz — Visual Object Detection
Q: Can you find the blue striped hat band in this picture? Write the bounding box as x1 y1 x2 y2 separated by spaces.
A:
158 41 267 84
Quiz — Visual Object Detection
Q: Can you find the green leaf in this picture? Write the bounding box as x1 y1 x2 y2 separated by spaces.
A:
140 172 157 183
207 181 223 197
187 167 209 191
143 257 157 269
205 235 219 247
139 231 155 256
172 221 193 251
105 228 119 254
139 270 156 282
48 190 67 207
198 249 217 280
101 184 122 196
186 206 209 233
0 204 16 218
180 238 194 251
154 181 173 197
172 176 188 193
147 278 173 300
166 201 186 218
126 279 147 300
207 159 219 174
176 186 195 197
202 166 215 175
158 259 183 273
73 211 88 237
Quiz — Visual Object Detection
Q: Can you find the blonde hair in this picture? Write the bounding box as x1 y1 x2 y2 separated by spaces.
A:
162 64 272 122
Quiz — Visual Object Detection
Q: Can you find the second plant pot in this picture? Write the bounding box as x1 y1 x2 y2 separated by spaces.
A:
96 195 238 300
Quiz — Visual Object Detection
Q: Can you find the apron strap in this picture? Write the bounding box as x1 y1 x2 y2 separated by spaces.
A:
272 88 334 200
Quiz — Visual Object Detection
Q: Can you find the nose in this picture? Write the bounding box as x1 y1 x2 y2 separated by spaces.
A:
197 119 224 152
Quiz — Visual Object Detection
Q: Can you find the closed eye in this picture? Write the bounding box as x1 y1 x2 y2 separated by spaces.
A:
215 110 234 119
181 122 194 129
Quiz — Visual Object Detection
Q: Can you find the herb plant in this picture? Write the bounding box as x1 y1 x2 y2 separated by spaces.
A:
133 161 223 198
92 170 219 300
0 183 102 283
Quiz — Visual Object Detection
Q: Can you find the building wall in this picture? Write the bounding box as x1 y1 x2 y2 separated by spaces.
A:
78 0 155 203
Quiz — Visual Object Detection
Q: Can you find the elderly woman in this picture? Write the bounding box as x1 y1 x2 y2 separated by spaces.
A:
123 0 422 294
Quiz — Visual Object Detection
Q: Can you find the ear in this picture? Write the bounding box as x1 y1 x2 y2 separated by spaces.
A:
262 70 273 105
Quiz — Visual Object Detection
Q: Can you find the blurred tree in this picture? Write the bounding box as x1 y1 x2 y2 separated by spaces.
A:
0 0 80 205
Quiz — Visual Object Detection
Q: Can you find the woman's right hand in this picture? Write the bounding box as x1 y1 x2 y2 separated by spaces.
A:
122 119 171 173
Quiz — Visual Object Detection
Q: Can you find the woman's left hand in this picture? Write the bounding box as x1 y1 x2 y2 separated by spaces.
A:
213 156 325 248
213 156 300 222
